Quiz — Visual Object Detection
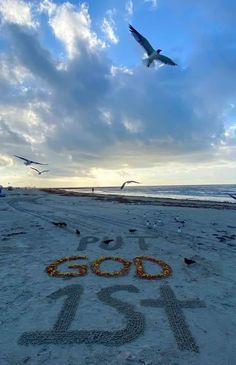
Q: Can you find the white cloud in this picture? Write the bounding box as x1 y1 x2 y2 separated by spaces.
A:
99 108 113 125
0 154 13 168
125 0 133 20
110 65 133 76
0 103 50 145
0 55 32 85
123 117 143 133
225 124 236 138
144 0 158 10
40 1 105 58
38 0 56 16
0 0 36 27
102 9 119 45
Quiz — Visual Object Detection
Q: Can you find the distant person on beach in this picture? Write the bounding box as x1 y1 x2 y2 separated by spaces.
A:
92 188 94 193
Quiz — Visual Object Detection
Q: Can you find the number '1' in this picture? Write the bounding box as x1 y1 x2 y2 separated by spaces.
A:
18 284 145 346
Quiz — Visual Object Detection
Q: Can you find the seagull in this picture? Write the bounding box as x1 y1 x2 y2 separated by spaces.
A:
14 155 48 166
52 221 67 227
229 194 236 200
175 217 186 226
120 180 140 190
103 239 114 244
30 167 50 175
129 24 177 67
184 258 196 265
146 220 151 229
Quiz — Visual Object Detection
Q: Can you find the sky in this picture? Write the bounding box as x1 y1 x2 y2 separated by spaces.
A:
0 0 236 188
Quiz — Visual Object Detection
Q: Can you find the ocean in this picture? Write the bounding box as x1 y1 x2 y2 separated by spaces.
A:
65 184 236 203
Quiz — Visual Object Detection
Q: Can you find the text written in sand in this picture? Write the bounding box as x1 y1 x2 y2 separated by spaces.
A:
45 255 172 279
18 284 205 352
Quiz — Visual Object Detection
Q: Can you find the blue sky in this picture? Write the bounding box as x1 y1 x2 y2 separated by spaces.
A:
0 0 236 187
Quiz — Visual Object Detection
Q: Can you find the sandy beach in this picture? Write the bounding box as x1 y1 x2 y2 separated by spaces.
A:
1 188 236 365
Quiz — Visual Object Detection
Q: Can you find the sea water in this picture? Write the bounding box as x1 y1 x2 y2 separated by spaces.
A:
65 184 236 203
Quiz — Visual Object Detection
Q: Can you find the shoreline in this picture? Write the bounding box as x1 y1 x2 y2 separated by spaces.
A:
40 188 236 210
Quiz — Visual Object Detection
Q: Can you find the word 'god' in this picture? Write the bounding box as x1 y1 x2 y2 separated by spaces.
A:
46 255 172 280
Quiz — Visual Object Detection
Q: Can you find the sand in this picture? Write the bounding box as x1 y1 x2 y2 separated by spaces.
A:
0 188 236 365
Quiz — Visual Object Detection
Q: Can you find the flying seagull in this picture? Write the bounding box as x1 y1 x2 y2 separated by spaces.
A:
14 155 48 166
120 180 140 190
129 24 177 67
30 167 50 175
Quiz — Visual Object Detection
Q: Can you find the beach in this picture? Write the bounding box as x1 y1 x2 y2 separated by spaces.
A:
1 188 236 365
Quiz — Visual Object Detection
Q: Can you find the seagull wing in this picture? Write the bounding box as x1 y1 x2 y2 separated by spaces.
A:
14 155 29 162
120 182 127 190
31 160 48 165
129 24 155 56
41 170 49 173
127 180 140 184
158 54 177 66
30 167 40 173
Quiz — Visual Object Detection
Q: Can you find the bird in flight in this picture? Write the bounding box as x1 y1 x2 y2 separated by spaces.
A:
129 24 177 67
14 155 48 166
120 180 140 190
30 167 50 175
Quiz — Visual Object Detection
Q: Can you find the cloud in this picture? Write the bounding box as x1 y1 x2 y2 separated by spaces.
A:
125 0 133 20
0 0 37 28
2 24 232 161
0 154 13 168
0 117 30 147
144 0 158 10
40 1 105 59
38 0 56 16
0 0 235 186
102 9 119 45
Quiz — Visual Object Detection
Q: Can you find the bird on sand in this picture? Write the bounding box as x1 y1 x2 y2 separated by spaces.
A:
14 155 48 166
120 180 140 190
184 258 196 265
129 24 177 67
103 239 114 244
52 222 67 227
175 217 186 226
30 167 49 175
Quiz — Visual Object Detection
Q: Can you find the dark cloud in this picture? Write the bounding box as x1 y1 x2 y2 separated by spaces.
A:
7 24 58 84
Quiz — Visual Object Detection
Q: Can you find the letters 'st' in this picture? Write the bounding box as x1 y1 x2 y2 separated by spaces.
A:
141 285 206 352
